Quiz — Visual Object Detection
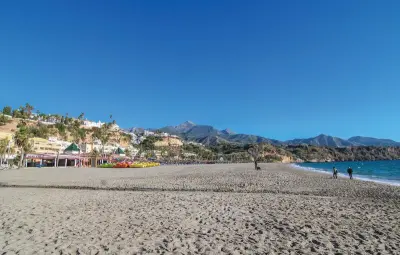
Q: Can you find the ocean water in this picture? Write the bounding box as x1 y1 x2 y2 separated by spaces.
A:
294 160 400 186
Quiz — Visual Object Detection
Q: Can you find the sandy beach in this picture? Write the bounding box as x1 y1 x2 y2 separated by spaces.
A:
1 163 399 254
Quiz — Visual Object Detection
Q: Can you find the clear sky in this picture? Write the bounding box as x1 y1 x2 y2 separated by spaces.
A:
1 0 400 141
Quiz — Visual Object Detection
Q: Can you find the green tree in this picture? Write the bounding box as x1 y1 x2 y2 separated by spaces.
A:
2 106 12 115
0 114 9 126
12 109 23 118
69 120 86 144
24 103 34 117
55 123 67 138
90 148 101 167
28 124 50 139
140 136 162 151
14 122 33 168
71 128 86 144
92 123 112 161
247 143 265 170
77 112 85 124
0 138 9 164
124 148 132 158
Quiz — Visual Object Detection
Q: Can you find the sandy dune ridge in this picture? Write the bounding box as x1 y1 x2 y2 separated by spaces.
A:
0 163 399 254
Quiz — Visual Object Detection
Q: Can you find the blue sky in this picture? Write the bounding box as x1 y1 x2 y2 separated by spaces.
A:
1 0 400 141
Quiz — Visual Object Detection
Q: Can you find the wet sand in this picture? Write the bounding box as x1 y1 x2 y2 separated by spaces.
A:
0 163 399 254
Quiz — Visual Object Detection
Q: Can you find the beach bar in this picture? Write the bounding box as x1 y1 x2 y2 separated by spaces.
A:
25 153 109 168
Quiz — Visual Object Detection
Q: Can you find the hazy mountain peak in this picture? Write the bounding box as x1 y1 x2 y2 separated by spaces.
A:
174 120 196 132
286 134 354 147
183 120 195 125
149 121 400 147
348 136 400 146
221 128 236 135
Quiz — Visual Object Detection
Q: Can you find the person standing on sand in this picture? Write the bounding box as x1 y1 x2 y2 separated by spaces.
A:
332 167 338 179
347 167 353 179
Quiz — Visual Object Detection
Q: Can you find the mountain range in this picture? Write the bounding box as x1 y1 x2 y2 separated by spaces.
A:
125 121 400 147
155 121 281 146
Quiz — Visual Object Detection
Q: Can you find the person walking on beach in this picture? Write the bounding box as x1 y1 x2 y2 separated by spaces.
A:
332 167 338 179
347 167 353 179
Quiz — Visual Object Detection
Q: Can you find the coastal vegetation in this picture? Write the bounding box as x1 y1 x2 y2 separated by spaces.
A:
13 121 34 168
1 103 400 164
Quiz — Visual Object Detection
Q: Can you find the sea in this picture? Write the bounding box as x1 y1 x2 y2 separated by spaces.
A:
293 160 400 186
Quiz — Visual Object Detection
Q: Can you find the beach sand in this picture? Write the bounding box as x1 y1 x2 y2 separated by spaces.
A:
1 163 399 254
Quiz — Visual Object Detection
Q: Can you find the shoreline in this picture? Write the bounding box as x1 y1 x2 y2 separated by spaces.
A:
291 163 400 187
0 163 399 199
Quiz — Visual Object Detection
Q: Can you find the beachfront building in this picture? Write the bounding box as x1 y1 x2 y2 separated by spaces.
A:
80 140 122 155
48 137 70 150
31 137 71 154
32 137 64 154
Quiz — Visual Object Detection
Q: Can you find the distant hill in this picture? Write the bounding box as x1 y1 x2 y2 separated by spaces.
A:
124 122 400 147
348 136 400 147
286 135 400 147
158 121 281 146
285 134 357 147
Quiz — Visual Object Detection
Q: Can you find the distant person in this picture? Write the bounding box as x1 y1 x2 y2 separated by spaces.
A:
332 167 338 179
347 167 353 179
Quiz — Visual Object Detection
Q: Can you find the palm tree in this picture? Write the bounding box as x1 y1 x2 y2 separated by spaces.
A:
92 122 112 163
14 123 32 168
0 138 9 165
24 103 34 118
160 147 169 159
90 148 101 167
69 119 86 144
78 113 85 124
124 148 132 159
64 113 69 125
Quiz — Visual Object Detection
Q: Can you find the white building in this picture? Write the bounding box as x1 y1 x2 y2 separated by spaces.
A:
183 152 197 158
110 123 120 131
80 139 122 154
185 141 205 147
48 137 71 151
83 120 104 128
143 130 155 136
154 132 170 137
